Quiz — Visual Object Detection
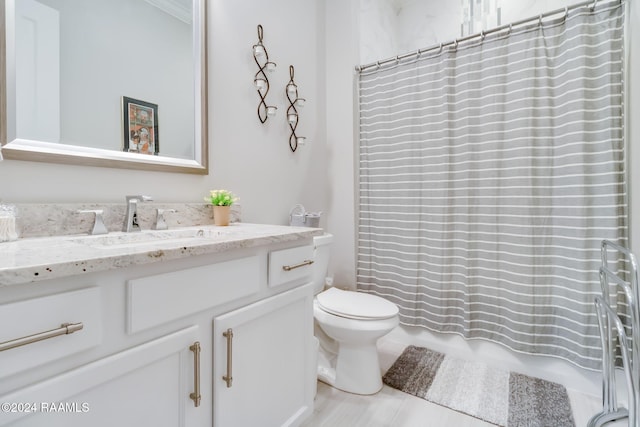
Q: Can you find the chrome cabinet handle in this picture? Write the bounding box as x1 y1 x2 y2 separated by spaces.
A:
282 259 314 271
189 341 201 407
0 322 84 353
222 328 233 388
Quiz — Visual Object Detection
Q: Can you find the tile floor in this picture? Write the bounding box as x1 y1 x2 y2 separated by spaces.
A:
302 337 620 427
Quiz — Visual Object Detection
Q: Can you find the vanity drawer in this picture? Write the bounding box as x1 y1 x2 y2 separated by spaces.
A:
268 245 314 288
127 254 261 333
0 287 102 378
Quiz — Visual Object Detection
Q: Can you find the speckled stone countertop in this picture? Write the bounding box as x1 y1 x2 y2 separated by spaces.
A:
0 223 323 288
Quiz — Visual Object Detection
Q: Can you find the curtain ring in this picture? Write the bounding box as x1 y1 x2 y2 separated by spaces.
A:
538 14 543 26
507 23 513 35
453 39 458 50
591 0 598 11
395 55 400 63
439 43 443 53
416 49 422 58
480 30 485 41
564 7 569 20
376 61 381 69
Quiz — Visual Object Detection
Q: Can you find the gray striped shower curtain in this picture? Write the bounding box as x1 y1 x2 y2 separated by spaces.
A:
357 2 626 370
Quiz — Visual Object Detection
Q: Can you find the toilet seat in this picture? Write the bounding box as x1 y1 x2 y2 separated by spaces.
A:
316 288 399 320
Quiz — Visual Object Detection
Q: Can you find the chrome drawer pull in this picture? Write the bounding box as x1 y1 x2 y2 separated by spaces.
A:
282 259 314 271
222 328 233 388
0 322 84 353
189 341 201 407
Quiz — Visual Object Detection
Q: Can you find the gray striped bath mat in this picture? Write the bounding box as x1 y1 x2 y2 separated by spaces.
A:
383 346 575 427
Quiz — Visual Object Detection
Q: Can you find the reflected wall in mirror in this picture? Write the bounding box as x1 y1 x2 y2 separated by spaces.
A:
1 0 208 174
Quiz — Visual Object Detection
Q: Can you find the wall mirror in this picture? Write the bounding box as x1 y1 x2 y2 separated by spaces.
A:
0 0 208 174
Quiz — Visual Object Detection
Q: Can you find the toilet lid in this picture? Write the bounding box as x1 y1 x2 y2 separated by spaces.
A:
316 287 399 320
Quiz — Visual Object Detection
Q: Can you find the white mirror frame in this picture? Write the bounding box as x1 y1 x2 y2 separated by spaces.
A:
0 0 208 174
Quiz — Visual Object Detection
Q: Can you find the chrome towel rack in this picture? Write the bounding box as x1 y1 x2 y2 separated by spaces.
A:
588 240 640 427
0 322 84 353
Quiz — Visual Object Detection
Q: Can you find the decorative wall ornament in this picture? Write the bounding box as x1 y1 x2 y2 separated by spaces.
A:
252 25 277 123
285 65 306 152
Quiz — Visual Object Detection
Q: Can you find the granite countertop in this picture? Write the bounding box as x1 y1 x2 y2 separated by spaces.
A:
0 223 323 288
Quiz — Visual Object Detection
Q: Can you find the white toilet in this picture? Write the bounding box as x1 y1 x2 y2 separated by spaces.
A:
312 233 399 395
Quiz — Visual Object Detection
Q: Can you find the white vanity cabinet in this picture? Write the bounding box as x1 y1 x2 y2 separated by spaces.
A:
0 233 317 427
2 325 204 427
213 284 314 427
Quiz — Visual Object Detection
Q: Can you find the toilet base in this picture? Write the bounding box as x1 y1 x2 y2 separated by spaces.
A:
313 297 399 396
317 341 383 395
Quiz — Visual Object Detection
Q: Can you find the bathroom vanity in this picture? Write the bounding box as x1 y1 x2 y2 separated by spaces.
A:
0 223 321 426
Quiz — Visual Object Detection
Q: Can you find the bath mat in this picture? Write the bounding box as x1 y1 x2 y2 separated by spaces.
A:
383 345 575 427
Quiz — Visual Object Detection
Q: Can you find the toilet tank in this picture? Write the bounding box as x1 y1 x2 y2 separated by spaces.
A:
312 233 334 294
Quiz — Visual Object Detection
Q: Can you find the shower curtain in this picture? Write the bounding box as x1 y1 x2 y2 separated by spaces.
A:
357 2 626 370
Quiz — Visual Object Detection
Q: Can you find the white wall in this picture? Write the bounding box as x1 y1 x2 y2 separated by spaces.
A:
208 0 327 225
360 0 462 65
323 0 360 288
0 0 328 230
359 0 396 66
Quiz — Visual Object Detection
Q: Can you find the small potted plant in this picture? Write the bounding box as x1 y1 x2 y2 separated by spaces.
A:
204 189 238 226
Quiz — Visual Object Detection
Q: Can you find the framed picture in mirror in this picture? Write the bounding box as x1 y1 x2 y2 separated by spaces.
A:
122 96 159 156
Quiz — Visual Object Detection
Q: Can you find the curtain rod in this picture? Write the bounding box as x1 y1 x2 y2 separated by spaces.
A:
355 0 616 73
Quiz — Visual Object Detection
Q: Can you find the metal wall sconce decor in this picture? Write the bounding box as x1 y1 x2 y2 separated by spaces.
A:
252 25 277 123
285 65 306 152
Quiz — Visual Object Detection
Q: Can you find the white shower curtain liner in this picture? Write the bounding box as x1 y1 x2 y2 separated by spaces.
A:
356 1 626 370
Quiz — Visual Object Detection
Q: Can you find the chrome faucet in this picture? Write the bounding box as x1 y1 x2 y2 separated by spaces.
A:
123 195 153 232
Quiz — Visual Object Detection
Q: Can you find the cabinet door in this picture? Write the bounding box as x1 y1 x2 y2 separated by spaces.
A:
213 284 315 427
1 326 205 427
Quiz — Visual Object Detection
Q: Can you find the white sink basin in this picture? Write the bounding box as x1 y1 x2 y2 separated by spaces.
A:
68 227 237 248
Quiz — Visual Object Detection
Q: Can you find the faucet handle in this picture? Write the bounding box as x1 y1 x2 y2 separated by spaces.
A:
78 209 108 235
153 208 176 230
